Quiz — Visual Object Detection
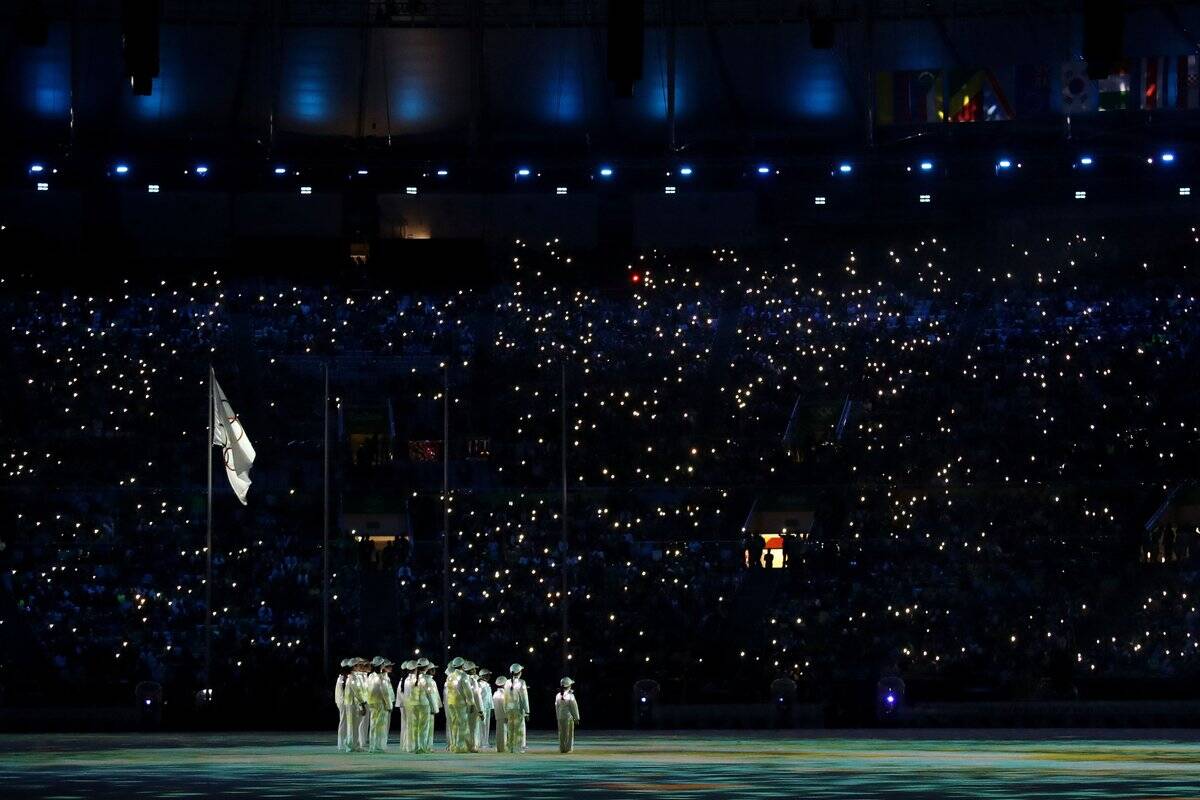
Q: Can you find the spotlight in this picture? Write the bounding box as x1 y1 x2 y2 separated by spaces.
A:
29 164 45 174
1074 190 1087 199
406 186 418 195
556 186 568 195
356 169 369 176
664 185 676 194
813 195 826 205
756 165 772 175
1180 186 1191 196
996 159 1012 170
274 166 287 176
1078 156 1094 166
194 165 209 176
436 169 449 177
147 184 160 193
516 167 532 178
36 182 49 192
599 166 614 178
1161 152 1176 163
919 161 933 172
114 164 130 175
919 193 932 203
679 166 693 176
299 186 312 195
837 163 852 174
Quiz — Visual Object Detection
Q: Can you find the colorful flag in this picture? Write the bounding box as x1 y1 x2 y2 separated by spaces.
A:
1142 57 1169 109
876 69 944 125
946 68 1014 122
1176 55 1199 109
1061 61 1097 113
1014 64 1051 116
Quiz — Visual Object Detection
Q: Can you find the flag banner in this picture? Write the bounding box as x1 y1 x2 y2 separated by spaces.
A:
1061 61 1097 113
1141 57 1168 109
1177 55 1200 109
1099 62 1133 111
212 372 256 505
946 68 1014 122
1014 64 1052 116
876 69 944 125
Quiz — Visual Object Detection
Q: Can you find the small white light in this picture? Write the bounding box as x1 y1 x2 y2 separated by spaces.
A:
36 182 49 192
664 185 676 194
919 161 933 171
436 169 449 177
274 167 287 175
1074 190 1086 199
147 184 160 193
406 186 418 195
919 193 931 203
813 196 826 205
195 165 209 176
356 169 368 175
1180 186 1191 196
300 186 312 195
679 166 693 176
556 186 568 195
1079 156 1093 166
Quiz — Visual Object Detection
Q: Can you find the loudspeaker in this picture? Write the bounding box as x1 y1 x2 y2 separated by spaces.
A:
122 0 161 96
1083 0 1123 78
810 18 834 50
607 0 644 98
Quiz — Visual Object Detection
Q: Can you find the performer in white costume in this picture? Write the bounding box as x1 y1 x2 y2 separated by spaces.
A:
335 659 352 751
507 663 530 753
367 657 395 753
555 677 580 753
345 658 371 752
476 668 494 751
492 676 510 754
462 661 483 752
418 659 441 753
396 660 416 753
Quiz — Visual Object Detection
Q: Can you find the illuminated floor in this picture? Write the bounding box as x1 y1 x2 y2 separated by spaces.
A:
2 730 1200 798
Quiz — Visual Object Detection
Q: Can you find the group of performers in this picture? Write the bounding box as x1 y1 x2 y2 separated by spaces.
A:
334 655 581 755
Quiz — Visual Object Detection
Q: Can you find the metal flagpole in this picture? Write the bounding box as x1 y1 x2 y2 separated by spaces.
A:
323 363 330 678
442 363 450 666
560 360 569 672
205 366 214 693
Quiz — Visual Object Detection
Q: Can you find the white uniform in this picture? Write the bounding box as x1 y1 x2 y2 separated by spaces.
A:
419 672 441 753
555 689 580 753
345 671 370 752
445 669 476 753
464 674 483 752
335 674 349 751
476 678 494 751
492 685 508 754
368 671 394 752
508 676 530 752
398 672 418 752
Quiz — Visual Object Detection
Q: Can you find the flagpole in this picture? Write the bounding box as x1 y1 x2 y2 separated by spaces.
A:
442 362 450 666
205 365 213 694
322 363 330 679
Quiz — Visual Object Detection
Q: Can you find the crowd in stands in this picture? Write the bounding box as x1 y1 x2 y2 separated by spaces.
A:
2 222 1199 715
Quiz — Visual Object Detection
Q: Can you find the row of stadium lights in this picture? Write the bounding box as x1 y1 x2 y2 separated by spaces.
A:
24 152 1185 199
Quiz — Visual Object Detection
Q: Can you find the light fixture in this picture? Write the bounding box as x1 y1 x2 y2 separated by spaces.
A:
996 159 1012 170
1180 186 1191 196
838 163 852 174
406 186 418 195
1161 152 1176 163
1078 156 1093 166
274 167 287 175
195 165 209 176
36 182 49 191
664 185 676 194
29 164 45 174
556 186 568 195
516 167 531 178
756 165 772 175
919 161 933 172
599 166 614 178
300 186 312 195
114 164 130 175
147 184 160 193
813 196 826 205
679 166 693 176
919 194 931 203
436 169 449 177
1074 190 1086 199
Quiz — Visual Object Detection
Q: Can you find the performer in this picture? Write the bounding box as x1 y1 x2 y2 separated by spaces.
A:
335 659 352 752
367 657 395 753
462 661 484 752
555 677 580 753
396 660 416 753
492 676 510 754
443 657 465 752
418 659 440 753
476 668 494 751
345 658 371 752
507 663 530 753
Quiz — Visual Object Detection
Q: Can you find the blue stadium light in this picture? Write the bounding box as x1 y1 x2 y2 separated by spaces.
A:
436 169 449 177
756 165 772 175
679 166 693 176
1078 156 1093 166
919 161 933 172
886 694 895 705
1161 151 1176 163
114 164 130 175
838 162 853 174
516 167 532 178
195 165 209 176
996 159 1012 170
274 166 287 175
29 164 45 174
599 166 614 178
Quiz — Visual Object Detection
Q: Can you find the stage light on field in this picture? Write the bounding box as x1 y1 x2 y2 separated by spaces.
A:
36 182 48 191
516 167 532 178
1078 156 1093 166
919 161 933 172
837 162 852 174
274 167 287 175
147 184 160 193
814 196 826 205
29 164 45 174
300 186 312 195
599 166 614 178
436 169 449 177
919 193 931 203
115 164 130 175
756 165 772 175
1074 190 1087 199
194 165 209 176
406 186 418 195
556 186 568 195
679 166 693 176
664 185 676 194
1180 186 1191 196
1161 152 1176 163
996 159 1012 170
356 169 369 176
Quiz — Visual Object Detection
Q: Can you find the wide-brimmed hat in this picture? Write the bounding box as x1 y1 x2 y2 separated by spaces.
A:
350 657 368 666
509 663 524 674
478 668 492 678
495 676 509 687
371 656 387 667
415 657 432 669
448 656 466 669
339 658 351 668
560 677 575 688
462 660 477 672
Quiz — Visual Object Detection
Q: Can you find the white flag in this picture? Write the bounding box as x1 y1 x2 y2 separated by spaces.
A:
212 371 256 505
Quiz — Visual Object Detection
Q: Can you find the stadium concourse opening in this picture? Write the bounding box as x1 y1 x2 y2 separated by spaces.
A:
6 1 1200 797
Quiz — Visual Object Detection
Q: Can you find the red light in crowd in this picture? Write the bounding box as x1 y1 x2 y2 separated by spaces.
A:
631 273 641 283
